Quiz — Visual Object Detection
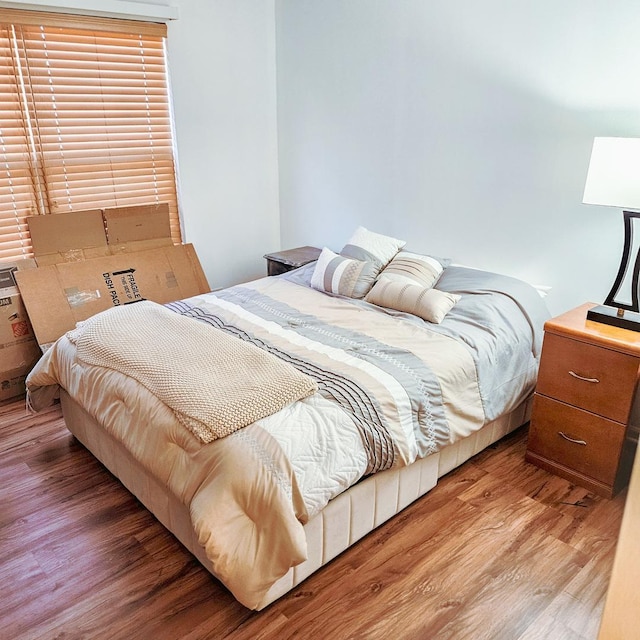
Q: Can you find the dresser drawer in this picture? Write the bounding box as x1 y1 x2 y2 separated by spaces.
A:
528 394 626 486
536 333 640 423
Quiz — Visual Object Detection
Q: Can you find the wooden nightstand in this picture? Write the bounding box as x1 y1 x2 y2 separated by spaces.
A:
526 302 640 498
263 246 322 276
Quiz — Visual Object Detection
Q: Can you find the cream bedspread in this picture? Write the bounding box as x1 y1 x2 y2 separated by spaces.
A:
28 335 312 609
26 270 544 609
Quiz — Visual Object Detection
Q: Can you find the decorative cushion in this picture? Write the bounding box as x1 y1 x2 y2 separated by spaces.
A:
340 226 406 268
310 247 379 298
378 251 445 289
365 278 461 323
336 226 406 297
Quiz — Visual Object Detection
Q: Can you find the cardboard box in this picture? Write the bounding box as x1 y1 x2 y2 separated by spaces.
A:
16 205 210 348
27 203 174 266
0 260 41 401
28 209 109 266
104 204 173 253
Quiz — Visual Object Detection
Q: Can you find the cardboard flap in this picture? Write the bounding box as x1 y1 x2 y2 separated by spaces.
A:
103 203 172 245
27 205 174 266
28 211 107 262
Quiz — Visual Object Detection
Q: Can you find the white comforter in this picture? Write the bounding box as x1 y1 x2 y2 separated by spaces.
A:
26 266 548 609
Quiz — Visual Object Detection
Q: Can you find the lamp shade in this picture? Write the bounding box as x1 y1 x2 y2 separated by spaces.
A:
583 137 640 210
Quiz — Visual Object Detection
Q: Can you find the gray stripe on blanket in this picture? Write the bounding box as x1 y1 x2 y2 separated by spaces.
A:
167 300 395 473
205 287 451 458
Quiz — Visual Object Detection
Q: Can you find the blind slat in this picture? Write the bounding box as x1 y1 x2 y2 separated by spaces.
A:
0 14 181 259
0 248 34 261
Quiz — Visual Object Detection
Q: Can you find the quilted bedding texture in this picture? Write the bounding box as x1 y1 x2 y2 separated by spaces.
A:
26 266 549 609
65 299 317 442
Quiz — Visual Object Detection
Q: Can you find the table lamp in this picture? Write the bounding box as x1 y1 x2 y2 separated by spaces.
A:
583 136 640 331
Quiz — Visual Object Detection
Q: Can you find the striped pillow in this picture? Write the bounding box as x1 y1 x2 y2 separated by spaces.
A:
365 278 460 323
378 251 445 289
311 247 379 298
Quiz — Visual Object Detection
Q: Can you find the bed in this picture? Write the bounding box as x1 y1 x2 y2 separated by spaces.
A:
25 228 550 611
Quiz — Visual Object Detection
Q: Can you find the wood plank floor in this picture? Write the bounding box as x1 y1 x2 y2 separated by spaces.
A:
0 396 626 640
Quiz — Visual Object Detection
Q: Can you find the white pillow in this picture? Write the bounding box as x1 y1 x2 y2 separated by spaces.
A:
311 247 378 298
377 251 444 289
340 226 406 268
366 277 460 323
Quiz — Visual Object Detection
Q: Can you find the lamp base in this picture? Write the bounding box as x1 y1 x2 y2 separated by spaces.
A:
586 305 640 332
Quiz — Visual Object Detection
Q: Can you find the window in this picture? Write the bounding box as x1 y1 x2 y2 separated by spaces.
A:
0 10 181 262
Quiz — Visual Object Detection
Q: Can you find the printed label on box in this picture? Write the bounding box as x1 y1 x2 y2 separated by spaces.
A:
0 267 17 289
103 268 145 306
0 371 29 401
11 320 30 338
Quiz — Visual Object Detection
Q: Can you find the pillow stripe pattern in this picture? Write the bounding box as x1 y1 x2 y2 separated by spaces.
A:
365 278 460 323
311 247 377 298
378 251 444 288
337 226 406 297
340 243 380 265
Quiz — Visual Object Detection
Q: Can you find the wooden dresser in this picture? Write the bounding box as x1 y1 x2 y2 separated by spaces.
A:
526 302 640 498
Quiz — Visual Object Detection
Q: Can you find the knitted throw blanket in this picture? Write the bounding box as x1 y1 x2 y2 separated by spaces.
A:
66 300 317 443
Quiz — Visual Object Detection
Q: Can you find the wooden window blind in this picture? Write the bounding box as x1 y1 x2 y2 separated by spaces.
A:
0 11 181 262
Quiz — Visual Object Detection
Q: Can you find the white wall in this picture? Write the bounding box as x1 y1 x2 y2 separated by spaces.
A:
275 0 640 315
167 0 280 290
14 1 639 312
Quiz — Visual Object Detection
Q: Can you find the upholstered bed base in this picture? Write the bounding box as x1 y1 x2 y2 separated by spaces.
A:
60 390 532 610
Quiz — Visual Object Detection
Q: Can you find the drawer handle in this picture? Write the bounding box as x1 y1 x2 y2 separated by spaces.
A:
558 431 587 446
568 370 599 384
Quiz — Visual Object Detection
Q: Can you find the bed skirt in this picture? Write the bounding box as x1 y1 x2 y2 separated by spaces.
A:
60 390 532 610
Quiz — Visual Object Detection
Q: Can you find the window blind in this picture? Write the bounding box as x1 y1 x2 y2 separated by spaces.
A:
0 11 181 262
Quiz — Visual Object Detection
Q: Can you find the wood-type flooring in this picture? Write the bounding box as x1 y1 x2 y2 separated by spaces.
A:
0 397 626 640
